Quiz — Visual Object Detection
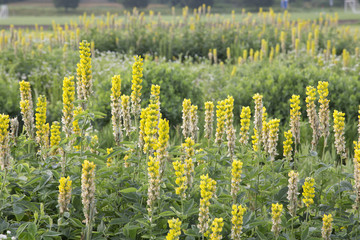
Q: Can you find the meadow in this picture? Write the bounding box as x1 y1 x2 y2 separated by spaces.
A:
1 5 360 240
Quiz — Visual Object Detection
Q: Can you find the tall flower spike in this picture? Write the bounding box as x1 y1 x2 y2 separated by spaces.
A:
173 159 187 198
182 138 195 190
333 110 346 160
239 106 251 144
306 86 319 150
50 121 61 155
110 75 122 144
121 95 131 136
353 141 360 210
209 218 224 240
166 218 182 240
139 107 149 150
317 81 330 144
231 205 246 240
358 106 360 143
81 160 96 226
283 130 293 161
150 84 161 123
181 99 192 139
147 156 160 222
58 176 72 214
261 107 269 152
302 177 315 208
231 159 243 202
0 114 11 170
144 103 158 154
62 76 75 138
267 119 280 161
290 95 301 145
77 40 92 107
9 117 19 145
215 100 226 146
322 214 333 240
190 105 199 140
287 170 299 217
253 93 263 138
271 203 283 238
19 80 35 138
204 101 214 139
155 118 169 176
35 95 50 151
130 55 144 117
225 96 236 159
251 128 259 152
198 174 217 236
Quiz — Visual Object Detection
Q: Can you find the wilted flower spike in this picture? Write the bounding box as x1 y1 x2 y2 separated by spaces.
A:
181 99 192 139
290 95 301 145
267 119 280 161
306 86 320 150
204 101 214 139
333 110 346 160
287 170 299 217
318 81 330 143
147 156 160 221
81 160 96 226
19 80 35 139
121 95 131 136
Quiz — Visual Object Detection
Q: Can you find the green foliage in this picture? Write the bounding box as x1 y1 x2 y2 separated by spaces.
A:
53 0 80 10
118 0 149 8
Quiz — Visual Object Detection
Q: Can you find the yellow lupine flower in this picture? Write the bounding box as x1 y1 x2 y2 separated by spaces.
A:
204 101 214 139
35 95 49 149
231 159 243 201
77 40 92 103
62 76 75 138
58 176 72 214
106 148 113 167
0 114 10 170
209 218 223 240
322 214 333 240
121 95 131 136
253 94 263 148
139 107 149 149
290 95 301 145
302 177 315 207
173 160 187 198
333 110 346 159
252 128 259 152
81 160 96 225
283 130 293 160
239 106 251 144
271 203 283 238
154 118 169 174
110 75 122 144
215 100 226 145
231 204 246 239
166 218 182 240
144 103 158 154
198 174 217 235
130 55 144 117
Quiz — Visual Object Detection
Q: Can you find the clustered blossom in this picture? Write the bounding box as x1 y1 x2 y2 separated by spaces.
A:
19 80 35 138
50 121 61 155
110 75 122 144
209 218 224 240
230 159 243 202
306 86 320 150
130 55 144 117
322 214 333 240
271 203 283 238
302 177 315 208
121 95 131 136
267 119 280 161
143 103 158 154
35 95 50 151
251 128 259 152
287 170 299 217
318 81 330 143
0 114 11 170
225 96 236 159
231 204 246 240
58 176 72 214
154 118 169 176
77 40 92 107
147 155 160 221
182 138 195 190
261 107 269 152
139 108 149 150
239 106 251 145
106 148 113 167
204 101 214 139
253 93 263 141
215 100 226 145
290 95 301 145
190 105 199 140
81 160 96 226
166 218 182 240
173 159 187 198
333 110 346 160
353 141 360 210
283 130 293 160
62 76 75 138
198 174 217 235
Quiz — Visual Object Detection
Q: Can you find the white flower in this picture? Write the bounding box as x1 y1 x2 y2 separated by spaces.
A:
0 234 7 239
6 231 10 235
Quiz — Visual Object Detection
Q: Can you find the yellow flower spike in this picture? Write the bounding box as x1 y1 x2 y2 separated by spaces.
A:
322 214 333 240
302 177 315 208
35 95 49 150
72 106 83 150
139 107 149 149
147 155 160 220
209 218 223 240
239 106 251 144
252 128 259 152
283 130 293 160
106 148 113 167
144 103 159 154
130 55 144 117
62 76 75 138
271 203 283 238
290 95 301 145
231 204 246 239
121 95 131 136
19 80 34 138
268 119 280 160
111 75 122 144
58 176 72 214
173 160 187 198
317 81 330 142
231 159 243 201
305 86 319 150
0 114 10 170
253 93 263 145
77 40 92 105
215 100 226 146
81 160 96 226
50 121 61 155
204 101 214 139
333 110 346 159
166 218 182 240
198 174 217 235
155 118 169 174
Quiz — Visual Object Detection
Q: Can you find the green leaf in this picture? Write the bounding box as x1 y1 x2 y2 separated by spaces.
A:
159 211 176 217
13 204 25 221
120 187 138 193
301 226 309 240
28 222 37 236
18 232 35 240
255 228 267 240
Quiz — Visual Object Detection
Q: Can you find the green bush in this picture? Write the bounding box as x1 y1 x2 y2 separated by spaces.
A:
53 0 80 10
118 0 149 8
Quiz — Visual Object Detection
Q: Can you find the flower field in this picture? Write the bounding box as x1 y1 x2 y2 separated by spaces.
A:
1 6 360 240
